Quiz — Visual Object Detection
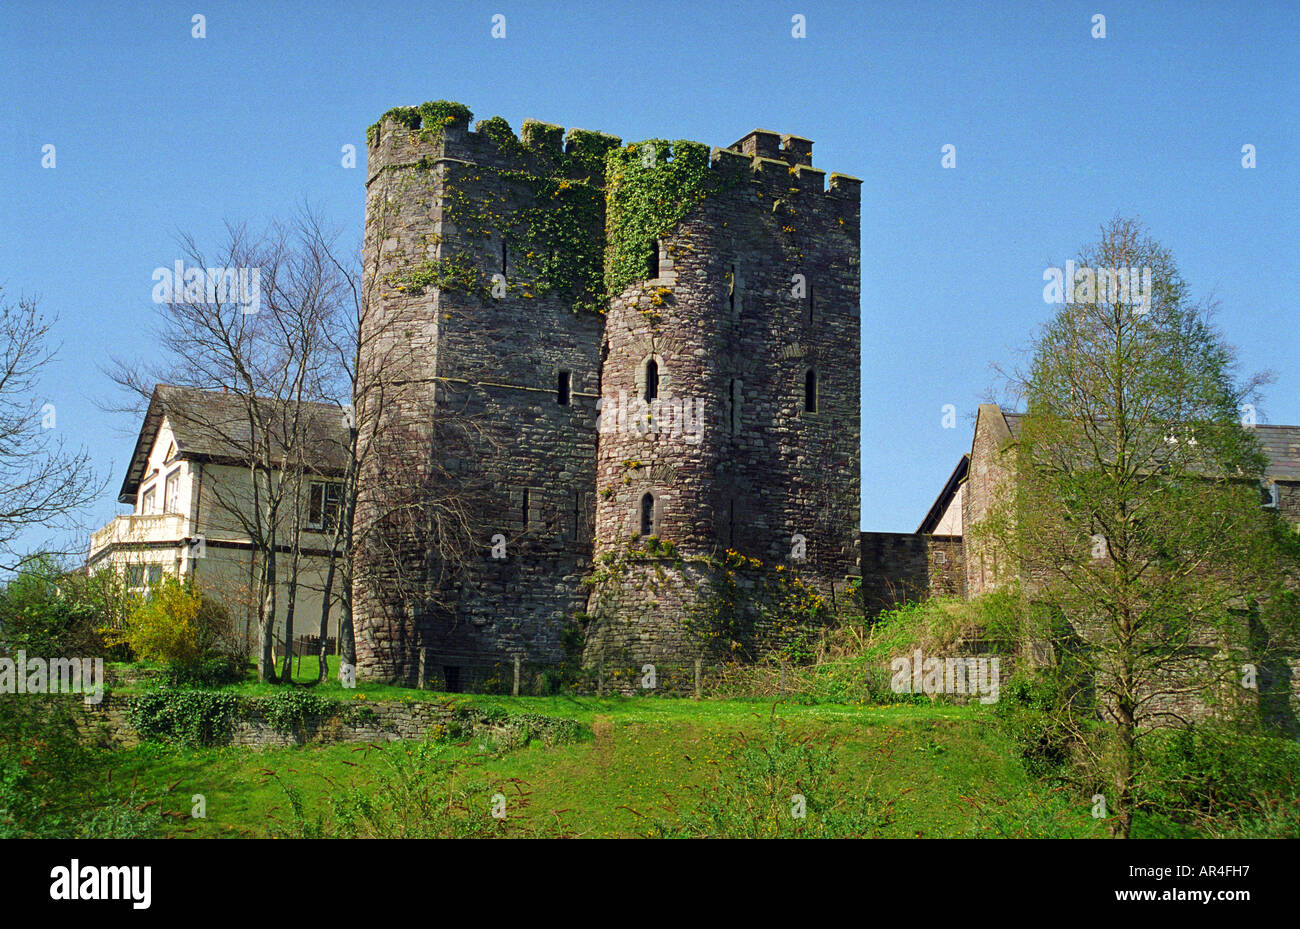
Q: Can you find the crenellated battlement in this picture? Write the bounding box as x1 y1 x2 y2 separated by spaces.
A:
367 103 858 202
367 103 622 189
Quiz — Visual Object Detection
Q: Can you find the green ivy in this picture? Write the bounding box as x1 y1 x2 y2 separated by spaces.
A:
388 254 485 297
261 690 339 734
367 100 474 146
127 689 239 746
603 139 725 301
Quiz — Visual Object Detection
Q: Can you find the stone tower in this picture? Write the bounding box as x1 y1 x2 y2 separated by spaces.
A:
582 131 862 679
355 102 860 690
355 103 619 687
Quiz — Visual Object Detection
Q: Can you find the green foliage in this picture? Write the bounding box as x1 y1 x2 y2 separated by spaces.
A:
388 253 484 296
74 791 165 839
366 100 473 145
1137 724 1300 831
271 741 550 838
163 654 245 688
993 672 1087 779
603 138 717 301
106 575 234 665
476 115 523 156
0 556 125 659
127 688 239 746
261 689 338 733
649 711 891 838
0 696 165 837
685 550 832 664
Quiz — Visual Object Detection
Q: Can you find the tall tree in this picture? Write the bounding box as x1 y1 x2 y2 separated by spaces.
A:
0 289 103 569
978 216 1299 837
107 219 340 682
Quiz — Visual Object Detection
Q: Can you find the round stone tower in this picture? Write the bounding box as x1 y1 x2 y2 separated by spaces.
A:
582 131 863 686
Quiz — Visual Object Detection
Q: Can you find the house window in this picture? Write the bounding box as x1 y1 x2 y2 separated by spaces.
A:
648 240 660 279
164 469 181 514
141 486 156 514
557 371 571 406
308 481 343 530
126 564 163 590
1262 483 1280 509
644 359 659 402
804 368 818 413
640 493 655 537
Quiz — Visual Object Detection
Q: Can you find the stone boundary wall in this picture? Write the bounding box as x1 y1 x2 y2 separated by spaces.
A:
65 694 461 750
858 531 965 614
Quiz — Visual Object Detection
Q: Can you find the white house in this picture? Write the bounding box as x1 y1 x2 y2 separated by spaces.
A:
88 384 350 649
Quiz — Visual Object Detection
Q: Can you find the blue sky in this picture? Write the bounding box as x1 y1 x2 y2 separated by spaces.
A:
2 0 1297 557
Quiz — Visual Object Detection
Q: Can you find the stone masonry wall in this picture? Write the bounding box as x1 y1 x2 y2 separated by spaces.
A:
859 531 964 614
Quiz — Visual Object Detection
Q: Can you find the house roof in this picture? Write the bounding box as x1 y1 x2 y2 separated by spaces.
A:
118 384 352 503
917 454 969 534
983 405 1300 482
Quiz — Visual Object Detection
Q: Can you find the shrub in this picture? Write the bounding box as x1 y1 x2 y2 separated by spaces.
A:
0 556 123 658
164 654 245 688
107 576 236 666
1137 724 1300 830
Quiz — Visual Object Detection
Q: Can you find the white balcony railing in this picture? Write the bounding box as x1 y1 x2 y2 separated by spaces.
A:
89 513 188 558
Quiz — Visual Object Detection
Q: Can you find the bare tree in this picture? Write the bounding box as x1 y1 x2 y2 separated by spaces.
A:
0 288 103 568
106 218 342 682
301 212 505 685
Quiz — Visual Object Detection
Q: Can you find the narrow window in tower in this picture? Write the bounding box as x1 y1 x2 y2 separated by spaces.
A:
648 240 660 279
522 488 530 529
728 378 740 434
806 282 815 328
640 492 655 537
557 370 571 406
644 358 659 401
574 489 582 539
804 368 818 413
728 264 737 315
501 238 508 276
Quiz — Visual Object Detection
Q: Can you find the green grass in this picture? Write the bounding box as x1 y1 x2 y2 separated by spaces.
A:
67 696 1107 838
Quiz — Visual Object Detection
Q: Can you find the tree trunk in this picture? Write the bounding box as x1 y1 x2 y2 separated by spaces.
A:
257 548 278 683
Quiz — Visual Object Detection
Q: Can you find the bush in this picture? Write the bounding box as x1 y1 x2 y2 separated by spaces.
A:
0 556 124 659
1138 724 1300 830
164 654 246 688
993 672 1085 779
106 576 236 666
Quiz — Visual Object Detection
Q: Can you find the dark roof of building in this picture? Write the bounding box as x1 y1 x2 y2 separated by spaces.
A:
118 384 352 503
917 454 969 534
992 407 1300 481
